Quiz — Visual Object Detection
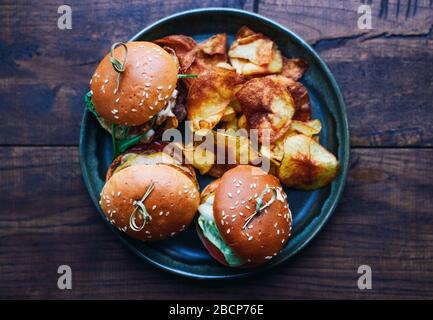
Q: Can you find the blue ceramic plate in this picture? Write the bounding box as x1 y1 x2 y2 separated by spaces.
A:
80 8 349 279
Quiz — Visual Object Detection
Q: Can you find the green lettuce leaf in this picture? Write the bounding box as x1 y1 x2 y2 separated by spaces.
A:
198 215 246 267
84 91 99 119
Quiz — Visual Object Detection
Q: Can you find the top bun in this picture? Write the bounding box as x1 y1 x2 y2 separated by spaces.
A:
213 165 292 263
100 164 199 241
90 41 178 126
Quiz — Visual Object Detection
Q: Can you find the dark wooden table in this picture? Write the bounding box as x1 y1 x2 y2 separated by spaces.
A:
1 0 432 299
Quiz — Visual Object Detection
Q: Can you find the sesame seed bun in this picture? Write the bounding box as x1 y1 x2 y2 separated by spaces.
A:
90 41 178 126
202 165 292 265
100 164 199 241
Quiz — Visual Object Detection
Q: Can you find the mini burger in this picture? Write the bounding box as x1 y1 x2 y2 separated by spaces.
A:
86 41 191 156
100 142 200 241
197 165 292 267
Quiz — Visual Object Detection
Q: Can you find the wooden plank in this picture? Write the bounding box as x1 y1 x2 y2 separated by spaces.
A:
0 146 432 299
256 0 433 147
0 1 432 146
0 0 251 146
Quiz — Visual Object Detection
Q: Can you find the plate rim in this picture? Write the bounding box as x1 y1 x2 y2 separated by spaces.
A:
79 7 350 280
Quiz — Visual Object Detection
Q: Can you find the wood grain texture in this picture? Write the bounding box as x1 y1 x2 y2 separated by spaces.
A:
0 0 252 146
0 146 432 299
0 0 432 146
256 0 433 147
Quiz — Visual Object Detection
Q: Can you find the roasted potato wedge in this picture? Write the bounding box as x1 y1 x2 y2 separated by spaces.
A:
277 134 338 190
236 77 295 143
187 67 244 132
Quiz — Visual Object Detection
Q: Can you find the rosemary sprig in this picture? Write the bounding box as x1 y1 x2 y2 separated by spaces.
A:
242 187 277 230
110 42 128 94
177 74 198 79
129 181 155 232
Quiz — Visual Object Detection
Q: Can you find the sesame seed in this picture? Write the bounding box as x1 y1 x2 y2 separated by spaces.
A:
227 193 233 198
104 79 109 84
248 236 253 241
131 108 137 112
226 229 231 234
157 86 163 90
237 190 241 195
245 205 251 210
145 83 151 87
117 191 121 196
115 97 120 103
168 85 172 90
152 205 157 210
159 211 164 216
239 212 244 216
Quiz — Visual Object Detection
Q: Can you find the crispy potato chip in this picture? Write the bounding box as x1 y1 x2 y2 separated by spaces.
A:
221 105 236 122
229 28 283 75
230 49 283 76
267 75 312 122
277 134 338 190
220 116 239 131
187 67 245 132
236 77 295 143
200 33 227 56
154 35 197 69
281 57 308 81
238 114 248 130
207 130 262 178
290 119 321 136
236 26 256 39
155 34 228 89
229 35 273 65
181 33 229 88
